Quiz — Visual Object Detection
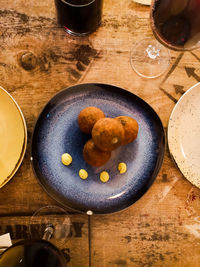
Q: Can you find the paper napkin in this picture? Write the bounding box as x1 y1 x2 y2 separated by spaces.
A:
133 0 151 5
0 233 12 252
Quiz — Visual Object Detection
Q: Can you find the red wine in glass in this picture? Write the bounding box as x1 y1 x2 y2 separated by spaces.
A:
0 239 67 267
130 0 200 78
150 0 200 51
55 0 103 36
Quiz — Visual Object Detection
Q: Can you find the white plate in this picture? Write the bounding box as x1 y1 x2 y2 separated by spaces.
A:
168 83 200 188
133 0 151 6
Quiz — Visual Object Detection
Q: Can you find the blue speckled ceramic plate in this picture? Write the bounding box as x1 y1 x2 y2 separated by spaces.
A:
31 83 165 214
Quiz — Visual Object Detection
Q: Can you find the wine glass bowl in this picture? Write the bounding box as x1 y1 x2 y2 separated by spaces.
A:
150 0 200 51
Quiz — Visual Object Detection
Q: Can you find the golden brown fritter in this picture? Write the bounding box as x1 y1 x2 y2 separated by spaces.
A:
92 118 125 151
115 116 139 145
83 139 111 167
78 106 105 134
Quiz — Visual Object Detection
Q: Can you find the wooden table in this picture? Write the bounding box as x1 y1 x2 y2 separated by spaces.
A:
0 0 200 266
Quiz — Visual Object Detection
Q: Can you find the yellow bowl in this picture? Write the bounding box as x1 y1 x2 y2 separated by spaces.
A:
0 86 27 188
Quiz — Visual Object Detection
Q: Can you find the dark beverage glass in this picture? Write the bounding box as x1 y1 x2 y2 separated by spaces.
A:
0 239 67 267
150 0 200 51
54 0 103 36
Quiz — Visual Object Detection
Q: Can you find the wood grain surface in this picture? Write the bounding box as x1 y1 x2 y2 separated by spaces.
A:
0 0 200 266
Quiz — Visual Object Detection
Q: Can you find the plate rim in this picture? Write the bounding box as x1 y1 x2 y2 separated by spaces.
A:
167 82 200 188
31 82 166 214
133 0 151 6
0 86 27 188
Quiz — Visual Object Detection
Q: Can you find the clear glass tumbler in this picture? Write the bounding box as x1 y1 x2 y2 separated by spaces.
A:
55 0 103 36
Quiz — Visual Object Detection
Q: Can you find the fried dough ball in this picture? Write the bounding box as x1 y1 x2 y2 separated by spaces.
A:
115 116 139 145
92 118 125 151
83 139 111 167
78 106 105 134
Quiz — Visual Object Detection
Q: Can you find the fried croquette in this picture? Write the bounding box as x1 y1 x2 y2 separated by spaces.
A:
115 116 139 145
83 139 111 167
92 118 125 151
78 106 105 134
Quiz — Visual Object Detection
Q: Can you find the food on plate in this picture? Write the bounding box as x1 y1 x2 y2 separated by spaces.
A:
118 162 127 174
79 169 88 179
61 153 72 166
115 116 139 145
78 106 105 134
100 171 110 183
77 107 139 173
83 139 111 167
92 118 125 151
60 107 141 186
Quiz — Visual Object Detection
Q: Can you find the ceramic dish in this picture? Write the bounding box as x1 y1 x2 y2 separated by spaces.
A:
0 86 27 188
168 82 200 189
31 83 165 214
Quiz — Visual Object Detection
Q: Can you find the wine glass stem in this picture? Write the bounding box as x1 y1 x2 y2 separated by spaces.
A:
42 225 54 241
146 45 160 59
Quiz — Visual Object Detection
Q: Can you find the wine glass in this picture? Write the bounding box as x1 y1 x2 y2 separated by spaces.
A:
0 239 67 267
29 205 71 244
131 0 200 78
0 206 71 267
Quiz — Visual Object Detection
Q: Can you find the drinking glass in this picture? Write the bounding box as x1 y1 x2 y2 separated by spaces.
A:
131 0 200 78
0 206 71 267
29 206 71 243
54 0 103 36
0 239 66 267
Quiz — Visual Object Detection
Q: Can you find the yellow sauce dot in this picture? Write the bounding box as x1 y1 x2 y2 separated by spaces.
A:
118 162 127 174
61 153 72 166
79 169 88 179
100 171 110 183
